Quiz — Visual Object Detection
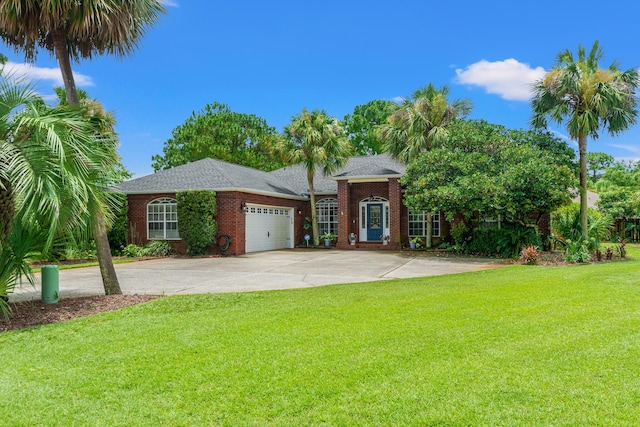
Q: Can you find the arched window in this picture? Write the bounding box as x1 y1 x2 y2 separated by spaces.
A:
316 198 338 235
147 198 179 239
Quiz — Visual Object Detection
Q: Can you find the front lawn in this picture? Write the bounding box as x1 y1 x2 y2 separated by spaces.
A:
2 247 640 426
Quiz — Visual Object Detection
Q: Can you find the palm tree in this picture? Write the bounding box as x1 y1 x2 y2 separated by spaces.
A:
379 83 472 163
0 0 165 294
379 83 472 247
0 0 165 105
282 109 352 246
532 41 638 238
0 76 120 307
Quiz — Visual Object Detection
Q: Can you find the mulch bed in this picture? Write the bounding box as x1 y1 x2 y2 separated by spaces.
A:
0 294 160 333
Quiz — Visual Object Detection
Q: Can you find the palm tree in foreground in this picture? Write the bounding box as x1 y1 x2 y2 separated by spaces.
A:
282 109 352 246
0 0 166 294
0 76 120 311
531 40 638 238
378 83 472 247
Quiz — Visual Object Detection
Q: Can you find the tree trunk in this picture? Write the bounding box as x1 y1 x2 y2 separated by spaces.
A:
0 177 14 242
52 31 79 106
578 134 588 238
425 212 433 248
308 170 320 246
53 30 122 295
92 206 122 295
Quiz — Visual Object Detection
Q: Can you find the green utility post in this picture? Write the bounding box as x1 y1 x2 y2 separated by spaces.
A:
41 265 59 304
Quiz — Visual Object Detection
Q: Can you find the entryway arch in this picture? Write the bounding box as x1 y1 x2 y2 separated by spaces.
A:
359 196 389 242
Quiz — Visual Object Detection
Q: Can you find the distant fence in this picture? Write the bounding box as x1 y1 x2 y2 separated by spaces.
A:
614 218 640 242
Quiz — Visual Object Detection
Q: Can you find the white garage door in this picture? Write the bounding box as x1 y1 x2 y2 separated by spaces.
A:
245 204 294 253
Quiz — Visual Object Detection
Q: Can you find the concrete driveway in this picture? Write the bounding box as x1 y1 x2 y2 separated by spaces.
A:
11 249 505 301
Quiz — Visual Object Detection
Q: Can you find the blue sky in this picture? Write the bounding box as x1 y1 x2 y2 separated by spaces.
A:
3 0 640 178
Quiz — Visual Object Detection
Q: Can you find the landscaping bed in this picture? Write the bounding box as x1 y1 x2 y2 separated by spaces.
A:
0 294 159 332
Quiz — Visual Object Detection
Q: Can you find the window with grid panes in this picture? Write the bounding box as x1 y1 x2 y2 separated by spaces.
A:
408 210 440 237
147 198 179 239
316 198 338 235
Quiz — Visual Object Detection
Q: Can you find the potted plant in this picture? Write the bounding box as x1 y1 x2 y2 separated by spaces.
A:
380 234 390 245
409 236 421 250
348 233 357 245
321 232 336 247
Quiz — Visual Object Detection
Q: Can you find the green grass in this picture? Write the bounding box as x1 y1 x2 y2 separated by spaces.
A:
3 247 640 426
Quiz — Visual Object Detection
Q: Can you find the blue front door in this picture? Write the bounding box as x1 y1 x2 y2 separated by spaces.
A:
367 204 383 241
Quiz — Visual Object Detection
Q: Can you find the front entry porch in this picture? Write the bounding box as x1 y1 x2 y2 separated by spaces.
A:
335 178 402 250
360 197 389 243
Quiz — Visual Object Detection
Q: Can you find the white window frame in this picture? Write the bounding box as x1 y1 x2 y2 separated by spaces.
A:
359 197 390 242
408 210 440 238
147 198 180 240
316 198 338 235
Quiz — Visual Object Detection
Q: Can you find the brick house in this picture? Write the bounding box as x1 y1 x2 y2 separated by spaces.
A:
113 154 455 255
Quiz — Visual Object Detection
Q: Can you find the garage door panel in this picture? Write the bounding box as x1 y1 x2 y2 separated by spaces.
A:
245 205 293 253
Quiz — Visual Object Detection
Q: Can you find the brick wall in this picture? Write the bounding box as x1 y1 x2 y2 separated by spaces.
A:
127 192 306 256
336 181 350 248
128 188 552 255
127 193 188 254
221 192 306 255
336 180 402 250
388 178 402 250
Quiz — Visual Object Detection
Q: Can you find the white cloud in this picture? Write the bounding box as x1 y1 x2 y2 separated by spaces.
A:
609 143 640 156
455 59 546 101
391 96 404 104
161 0 179 6
4 61 94 87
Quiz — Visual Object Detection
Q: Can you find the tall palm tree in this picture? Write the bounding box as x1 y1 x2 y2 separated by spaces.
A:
0 76 119 306
0 0 165 104
0 0 165 294
283 109 352 246
379 83 472 247
379 83 472 163
531 41 638 238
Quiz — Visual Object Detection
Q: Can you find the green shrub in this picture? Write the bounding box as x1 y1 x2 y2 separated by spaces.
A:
449 222 469 251
552 203 612 250
466 227 502 255
497 226 541 258
64 241 97 260
465 225 541 258
123 244 143 258
0 221 40 317
176 190 217 256
564 239 591 263
437 241 452 250
141 240 173 257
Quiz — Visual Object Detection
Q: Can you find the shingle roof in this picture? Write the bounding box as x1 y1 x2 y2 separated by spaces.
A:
113 158 301 197
571 190 600 210
268 153 405 194
268 163 337 195
114 154 406 197
331 154 405 179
